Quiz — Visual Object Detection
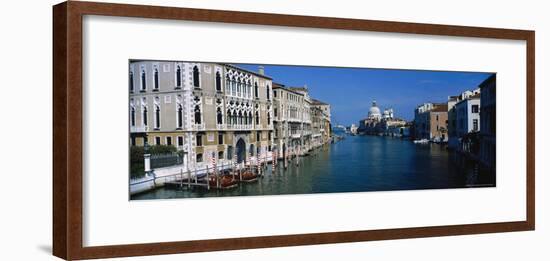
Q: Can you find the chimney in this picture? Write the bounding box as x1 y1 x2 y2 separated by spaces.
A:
258 66 265 75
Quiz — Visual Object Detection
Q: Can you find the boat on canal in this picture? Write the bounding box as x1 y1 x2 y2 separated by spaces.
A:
208 174 238 189
413 139 429 144
231 170 259 183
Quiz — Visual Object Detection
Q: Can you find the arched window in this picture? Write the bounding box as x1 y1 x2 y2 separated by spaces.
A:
267 112 271 123
248 112 252 125
226 110 232 125
254 82 259 98
255 111 259 125
130 107 136 126
193 66 200 88
266 84 270 100
140 70 146 91
129 71 134 92
154 105 161 129
236 81 241 97
217 108 223 124
142 106 148 126
153 68 159 90
175 65 182 87
215 71 221 92
225 75 231 93
176 104 183 129
194 105 201 124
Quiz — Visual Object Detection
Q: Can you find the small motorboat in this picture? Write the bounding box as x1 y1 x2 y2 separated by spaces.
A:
413 139 429 144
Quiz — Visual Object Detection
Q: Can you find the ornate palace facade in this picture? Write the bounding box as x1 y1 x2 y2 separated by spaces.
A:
129 61 273 171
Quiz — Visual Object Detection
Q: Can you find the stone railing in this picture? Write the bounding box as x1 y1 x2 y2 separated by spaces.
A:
130 125 149 133
192 123 205 131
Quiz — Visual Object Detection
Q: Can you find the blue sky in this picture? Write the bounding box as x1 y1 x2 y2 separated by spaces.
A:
238 63 493 126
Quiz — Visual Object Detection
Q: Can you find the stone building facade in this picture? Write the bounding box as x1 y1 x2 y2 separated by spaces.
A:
413 103 448 142
272 83 330 159
447 88 481 149
129 61 273 171
479 75 496 170
311 99 332 146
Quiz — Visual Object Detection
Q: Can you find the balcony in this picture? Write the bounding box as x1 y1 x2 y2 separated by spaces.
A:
192 123 205 131
227 124 253 131
291 133 301 139
130 125 149 133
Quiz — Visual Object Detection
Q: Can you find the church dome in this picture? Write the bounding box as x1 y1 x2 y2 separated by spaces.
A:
368 100 381 119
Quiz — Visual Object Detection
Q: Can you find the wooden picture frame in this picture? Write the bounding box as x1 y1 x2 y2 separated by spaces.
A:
53 1 535 260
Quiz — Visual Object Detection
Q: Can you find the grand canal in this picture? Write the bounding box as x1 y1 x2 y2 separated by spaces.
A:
131 134 495 200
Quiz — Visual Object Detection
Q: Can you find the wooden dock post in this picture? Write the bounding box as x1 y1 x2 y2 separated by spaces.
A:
272 152 275 174
194 168 198 184
206 166 210 190
179 169 183 189
187 168 191 189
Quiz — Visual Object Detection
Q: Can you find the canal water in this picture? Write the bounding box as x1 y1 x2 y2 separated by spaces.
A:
131 135 495 200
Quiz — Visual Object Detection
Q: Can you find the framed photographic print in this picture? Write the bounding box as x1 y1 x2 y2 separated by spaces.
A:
53 1 535 260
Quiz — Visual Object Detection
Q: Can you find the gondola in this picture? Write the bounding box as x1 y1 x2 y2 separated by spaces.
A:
208 174 238 189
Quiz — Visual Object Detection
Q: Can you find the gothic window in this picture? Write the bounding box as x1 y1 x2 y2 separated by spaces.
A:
267 112 271 124
255 111 259 125
153 68 159 90
254 82 259 98
129 71 134 92
217 107 223 124
225 75 231 93
215 71 221 92
237 81 242 97
194 105 202 124
140 69 146 91
238 111 243 125
248 112 252 125
226 110 232 125
193 65 200 88
175 65 182 87
266 85 270 100
130 106 136 126
176 104 183 129
142 106 148 126
154 105 161 129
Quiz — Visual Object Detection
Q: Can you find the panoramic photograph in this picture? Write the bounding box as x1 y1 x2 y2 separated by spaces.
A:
128 60 496 200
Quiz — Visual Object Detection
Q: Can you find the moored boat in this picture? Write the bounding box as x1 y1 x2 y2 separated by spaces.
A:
208 174 238 189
